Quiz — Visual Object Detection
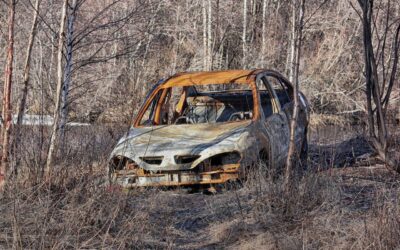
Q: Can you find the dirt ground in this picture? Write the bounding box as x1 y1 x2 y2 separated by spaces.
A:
0 125 399 249
112 126 399 249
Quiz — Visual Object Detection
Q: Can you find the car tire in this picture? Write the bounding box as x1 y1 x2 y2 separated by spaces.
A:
299 131 308 171
259 146 280 178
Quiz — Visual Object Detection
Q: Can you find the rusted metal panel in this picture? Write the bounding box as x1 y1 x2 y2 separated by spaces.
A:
111 164 241 187
161 70 256 88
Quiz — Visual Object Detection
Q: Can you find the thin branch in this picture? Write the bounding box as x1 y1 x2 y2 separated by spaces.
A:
302 0 330 27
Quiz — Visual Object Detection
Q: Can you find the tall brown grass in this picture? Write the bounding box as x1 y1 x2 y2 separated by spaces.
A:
0 125 399 249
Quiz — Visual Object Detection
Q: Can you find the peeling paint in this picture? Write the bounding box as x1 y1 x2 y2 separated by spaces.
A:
109 69 309 188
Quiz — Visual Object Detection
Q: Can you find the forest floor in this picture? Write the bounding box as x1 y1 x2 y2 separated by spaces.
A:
0 123 399 249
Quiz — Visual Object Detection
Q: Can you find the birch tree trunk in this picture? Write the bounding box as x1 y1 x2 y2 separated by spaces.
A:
207 0 212 70
16 0 41 126
0 0 16 189
288 0 297 83
45 0 68 177
60 0 78 148
284 0 305 195
261 0 269 67
242 0 247 68
202 1 207 70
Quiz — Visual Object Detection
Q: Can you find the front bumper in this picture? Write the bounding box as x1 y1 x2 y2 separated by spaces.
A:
111 164 240 188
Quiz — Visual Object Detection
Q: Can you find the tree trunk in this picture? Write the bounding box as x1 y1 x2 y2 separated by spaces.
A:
202 1 207 70
288 0 297 83
13 0 41 176
45 0 69 177
0 0 16 189
284 0 305 195
242 0 247 68
357 0 399 172
16 0 41 126
261 0 269 67
207 0 212 70
60 0 78 148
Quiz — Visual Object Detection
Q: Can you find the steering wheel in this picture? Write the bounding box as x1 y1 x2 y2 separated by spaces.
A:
226 103 238 113
228 111 253 121
174 116 193 124
228 112 244 121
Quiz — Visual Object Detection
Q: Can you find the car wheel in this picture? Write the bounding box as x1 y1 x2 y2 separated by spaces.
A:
259 147 280 178
259 149 270 167
299 132 308 171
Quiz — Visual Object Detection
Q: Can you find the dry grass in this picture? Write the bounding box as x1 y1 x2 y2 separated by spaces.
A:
309 113 350 127
0 125 399 249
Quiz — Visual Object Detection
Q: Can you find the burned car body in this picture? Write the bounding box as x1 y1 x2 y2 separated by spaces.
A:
109 69 309 188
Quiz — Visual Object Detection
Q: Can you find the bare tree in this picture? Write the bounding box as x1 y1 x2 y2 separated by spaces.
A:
13 0 41 176
0 0 16 189
15 0 41 126
45 0 69 176
242 0 247 68
288 0 297 83
284 0 305 194
202 0 207 70
261 0 270 67
207 0 212 70
45 1 146 174
201 0 212 71
353 0 400 171
60 0 78 146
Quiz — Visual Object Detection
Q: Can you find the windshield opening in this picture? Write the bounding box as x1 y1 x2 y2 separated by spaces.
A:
138 83 255 126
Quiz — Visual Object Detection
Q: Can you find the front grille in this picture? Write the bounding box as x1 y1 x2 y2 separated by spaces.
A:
139 156 163 165
174 155 201 164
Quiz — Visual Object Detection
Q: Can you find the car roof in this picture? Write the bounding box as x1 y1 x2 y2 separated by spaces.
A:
160 69 262 88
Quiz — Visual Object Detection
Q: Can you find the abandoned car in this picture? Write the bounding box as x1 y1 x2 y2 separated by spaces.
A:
109 69 309 188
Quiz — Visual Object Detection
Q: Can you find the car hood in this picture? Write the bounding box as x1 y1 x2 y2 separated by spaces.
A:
110 120 254 171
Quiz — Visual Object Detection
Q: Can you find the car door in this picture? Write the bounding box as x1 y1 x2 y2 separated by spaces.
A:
273 76 306 148
258 77 290 168
282 97 307 148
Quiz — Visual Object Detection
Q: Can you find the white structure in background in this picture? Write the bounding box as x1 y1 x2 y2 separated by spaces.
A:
13 114 53 125
0 114 90 126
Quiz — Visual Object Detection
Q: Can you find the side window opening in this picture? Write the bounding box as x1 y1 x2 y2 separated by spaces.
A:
257 78 276 118
139 90 162 125
158 86 185 125
265 76 291 107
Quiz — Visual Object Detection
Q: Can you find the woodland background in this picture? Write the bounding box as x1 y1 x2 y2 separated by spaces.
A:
0 1 400 249
1 0 398 125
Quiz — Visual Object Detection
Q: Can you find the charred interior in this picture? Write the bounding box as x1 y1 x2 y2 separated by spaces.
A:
138 84 258 126
138 79 293 127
